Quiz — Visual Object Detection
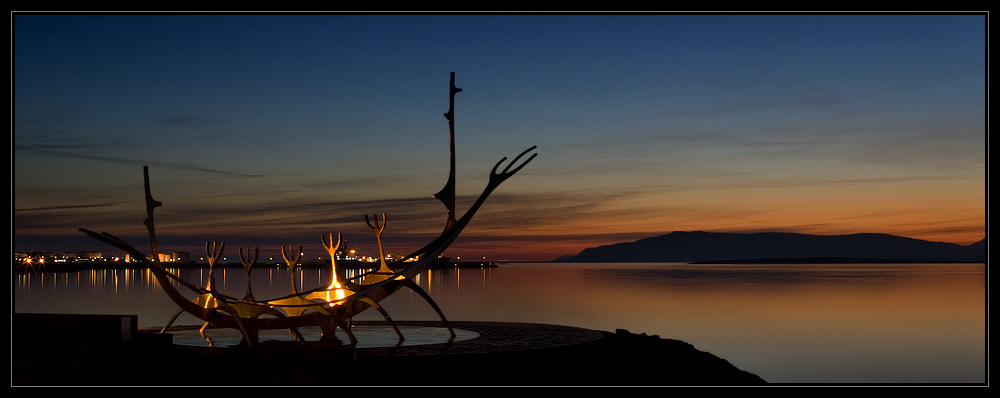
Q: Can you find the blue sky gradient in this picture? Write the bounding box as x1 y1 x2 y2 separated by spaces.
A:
13 13 986 261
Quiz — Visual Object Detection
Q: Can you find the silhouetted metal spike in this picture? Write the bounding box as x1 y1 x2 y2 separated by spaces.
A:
491 145 538 185
142 166 163 260
442 71 462 122
143 166 162 222
436 72 461 231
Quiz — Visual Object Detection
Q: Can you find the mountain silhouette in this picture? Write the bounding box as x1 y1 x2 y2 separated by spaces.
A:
558 231 986 263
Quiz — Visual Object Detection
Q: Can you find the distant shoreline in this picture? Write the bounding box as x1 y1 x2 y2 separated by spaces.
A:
557 231 986 263
15 257 986 273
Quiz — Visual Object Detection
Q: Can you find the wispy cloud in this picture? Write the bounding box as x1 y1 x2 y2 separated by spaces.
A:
160 115 230 127
14 202 128 212
17 144 269 178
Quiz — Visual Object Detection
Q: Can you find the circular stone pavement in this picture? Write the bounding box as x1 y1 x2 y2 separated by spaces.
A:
163 321 607 357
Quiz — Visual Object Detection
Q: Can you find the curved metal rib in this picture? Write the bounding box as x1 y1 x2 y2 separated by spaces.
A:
399 144 538 267
79 229 270 346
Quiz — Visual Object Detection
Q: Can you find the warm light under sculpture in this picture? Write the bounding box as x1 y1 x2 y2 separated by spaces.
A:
80 73 537 348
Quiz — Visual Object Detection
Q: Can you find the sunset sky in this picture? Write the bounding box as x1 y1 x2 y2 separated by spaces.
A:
13 13 986 261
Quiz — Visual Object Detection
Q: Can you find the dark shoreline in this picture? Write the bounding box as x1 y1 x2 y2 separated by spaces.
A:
13 315 766 386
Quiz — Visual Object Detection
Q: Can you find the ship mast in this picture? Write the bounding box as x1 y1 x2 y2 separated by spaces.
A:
434 72 461 232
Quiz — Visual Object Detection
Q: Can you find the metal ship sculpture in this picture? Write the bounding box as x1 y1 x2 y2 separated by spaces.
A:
80 73 536 347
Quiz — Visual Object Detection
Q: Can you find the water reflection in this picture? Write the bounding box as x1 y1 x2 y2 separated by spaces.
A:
14 262 985 384
16 267 159 294
584 263 985 288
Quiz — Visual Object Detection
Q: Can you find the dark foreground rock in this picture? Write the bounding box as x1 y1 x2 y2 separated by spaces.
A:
13 315 765 386
316 328 765 386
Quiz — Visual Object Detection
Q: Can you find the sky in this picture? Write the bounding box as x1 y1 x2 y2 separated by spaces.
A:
13 13 987 262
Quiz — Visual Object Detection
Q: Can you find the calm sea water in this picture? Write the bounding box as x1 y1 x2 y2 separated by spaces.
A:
14 262 986 384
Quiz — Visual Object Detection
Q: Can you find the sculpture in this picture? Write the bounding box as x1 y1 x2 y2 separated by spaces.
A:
80 73 536 348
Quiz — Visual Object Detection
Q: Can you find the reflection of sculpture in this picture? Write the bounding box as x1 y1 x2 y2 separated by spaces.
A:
80 73 536 348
